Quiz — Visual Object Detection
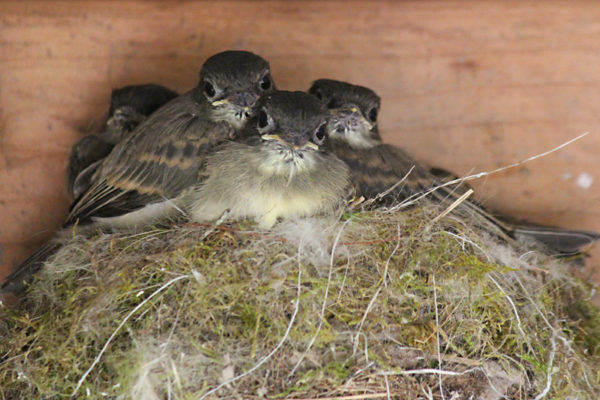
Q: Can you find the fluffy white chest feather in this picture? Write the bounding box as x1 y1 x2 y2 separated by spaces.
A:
188 141 349 228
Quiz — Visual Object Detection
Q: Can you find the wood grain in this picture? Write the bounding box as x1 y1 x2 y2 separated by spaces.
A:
1 1 599 289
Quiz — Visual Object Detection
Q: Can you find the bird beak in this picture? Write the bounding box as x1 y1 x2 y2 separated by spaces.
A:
211 99 229 107
304 142 319 150
211 99 250 114
111 106 135 121
261 133 283 143
330 105 373 130
213 91 259 114
107 106 143 130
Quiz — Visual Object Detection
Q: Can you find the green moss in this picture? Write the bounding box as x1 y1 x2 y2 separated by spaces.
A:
1 206 599 399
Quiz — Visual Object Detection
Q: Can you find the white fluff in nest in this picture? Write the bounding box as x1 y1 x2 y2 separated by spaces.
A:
273 217 342 268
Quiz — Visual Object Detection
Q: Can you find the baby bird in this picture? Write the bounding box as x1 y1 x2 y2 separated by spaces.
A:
309 79 441 204
188 91 350 229
68 83 179 199
308 79 600 255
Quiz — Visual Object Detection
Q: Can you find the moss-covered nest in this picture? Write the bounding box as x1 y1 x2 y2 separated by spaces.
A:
1 200 599 399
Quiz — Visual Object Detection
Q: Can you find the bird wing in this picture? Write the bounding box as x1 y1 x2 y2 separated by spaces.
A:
377 145 479 205
333 141 600 255
66 94 234 225
332 141 511 236
332 142 441 203
0 241 62 295
67 135 113 196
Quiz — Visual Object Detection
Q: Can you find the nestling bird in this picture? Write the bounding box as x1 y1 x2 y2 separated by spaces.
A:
188 91 350 228
309 79 442 204
68 83 179 199
2 50 275 296
67 50 276 228
308 79 600 255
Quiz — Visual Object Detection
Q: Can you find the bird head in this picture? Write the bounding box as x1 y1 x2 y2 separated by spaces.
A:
105 84 179 143
308 79 381 148
248 91 329 174
197 50 276 129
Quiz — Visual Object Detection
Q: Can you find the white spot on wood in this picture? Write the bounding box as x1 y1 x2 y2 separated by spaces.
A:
576 173 593 189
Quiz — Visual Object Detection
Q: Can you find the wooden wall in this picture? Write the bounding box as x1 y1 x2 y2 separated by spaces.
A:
1 1 599 288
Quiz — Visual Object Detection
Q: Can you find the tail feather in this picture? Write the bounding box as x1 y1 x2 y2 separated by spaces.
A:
512 227 600 256
1 242 62 295
429 181 600 256
429 179 600 256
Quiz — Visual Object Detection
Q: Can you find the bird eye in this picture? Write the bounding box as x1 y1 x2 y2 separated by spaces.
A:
313 124 326 145
258 110 269 129
259 75 271 91
368 107 378 122
204 81 216 98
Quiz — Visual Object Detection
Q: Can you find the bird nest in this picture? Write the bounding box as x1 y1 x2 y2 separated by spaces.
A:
1 200 599 399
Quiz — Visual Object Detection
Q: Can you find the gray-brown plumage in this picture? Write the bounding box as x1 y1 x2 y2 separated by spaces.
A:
308 79 600 255
188 91 350 228
309 79 462 204
68 83 179 199
67 50 276 228
2 50 275 296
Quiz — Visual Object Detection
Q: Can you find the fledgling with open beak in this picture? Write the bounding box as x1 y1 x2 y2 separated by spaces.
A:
2 50 275 296
68 83 179 199
188 91 350 229
308 79 600 255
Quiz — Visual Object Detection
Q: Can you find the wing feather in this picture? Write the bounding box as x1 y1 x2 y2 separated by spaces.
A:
66 92 234 225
